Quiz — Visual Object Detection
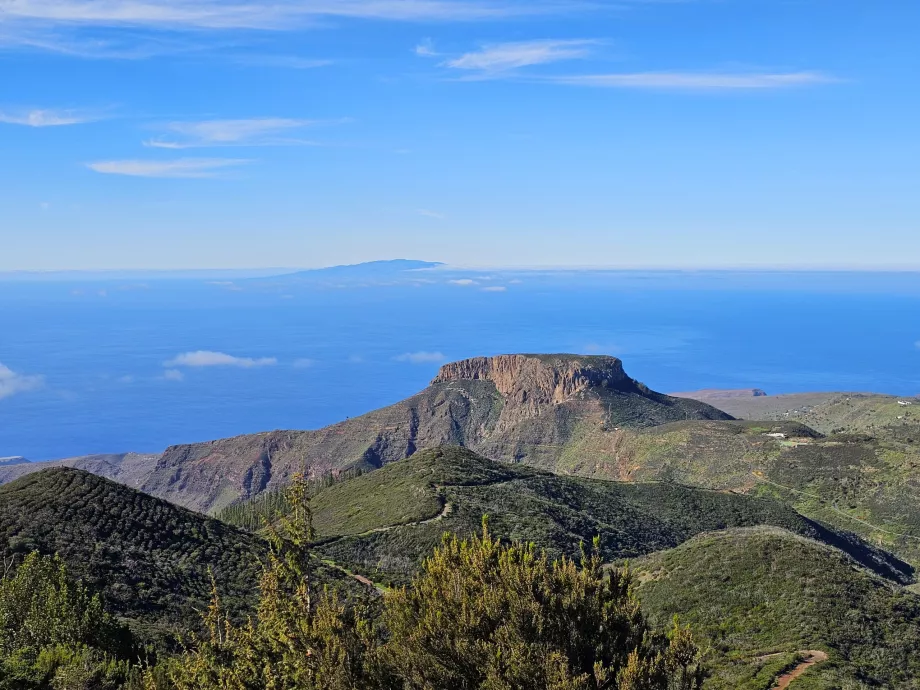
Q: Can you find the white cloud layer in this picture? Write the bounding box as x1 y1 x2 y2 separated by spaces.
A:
0 0 555 31
481 285 507 292
448 278 476 285
144 117 325 148
395 351 447 364
446 39 595 74
86 157 250 178
165 350 278 367
552 71 835 90
0 108 98 126
0 363 44 400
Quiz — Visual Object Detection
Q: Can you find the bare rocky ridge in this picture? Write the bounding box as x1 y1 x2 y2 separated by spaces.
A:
0 354 731 514
0 452 157 488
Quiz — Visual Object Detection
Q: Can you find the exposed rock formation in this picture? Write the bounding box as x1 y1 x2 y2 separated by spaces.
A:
434 354 637 408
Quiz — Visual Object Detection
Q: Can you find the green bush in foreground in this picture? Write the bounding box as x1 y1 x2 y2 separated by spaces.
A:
162 475 703 689
383 524 704 690
0 552 138 689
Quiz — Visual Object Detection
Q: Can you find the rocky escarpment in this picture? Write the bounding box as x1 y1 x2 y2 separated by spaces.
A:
0 354 734 514
433 354 641 408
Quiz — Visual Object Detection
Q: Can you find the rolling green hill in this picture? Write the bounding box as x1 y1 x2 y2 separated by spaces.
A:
631 527 920 689
227 447 912 587
557 410 920 569
0 468 359 645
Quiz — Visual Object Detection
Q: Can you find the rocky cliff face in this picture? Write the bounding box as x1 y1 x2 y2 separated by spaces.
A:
433 354 635 408
0 354 733 514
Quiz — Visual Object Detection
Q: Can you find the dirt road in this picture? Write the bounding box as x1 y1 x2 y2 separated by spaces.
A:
771 650 828 689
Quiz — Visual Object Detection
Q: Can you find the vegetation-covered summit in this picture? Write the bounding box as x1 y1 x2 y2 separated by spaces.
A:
632 527 920 689
0 468 265 638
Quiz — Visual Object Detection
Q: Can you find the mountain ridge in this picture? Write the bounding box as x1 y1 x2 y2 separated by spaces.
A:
0 353 731 514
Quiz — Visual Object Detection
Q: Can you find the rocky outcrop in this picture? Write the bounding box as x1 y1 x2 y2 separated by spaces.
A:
433 354 637 410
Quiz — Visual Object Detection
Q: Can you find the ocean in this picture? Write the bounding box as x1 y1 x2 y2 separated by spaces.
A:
1 268 918 461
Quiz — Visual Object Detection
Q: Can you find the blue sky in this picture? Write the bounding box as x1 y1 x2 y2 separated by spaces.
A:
1 0 918 270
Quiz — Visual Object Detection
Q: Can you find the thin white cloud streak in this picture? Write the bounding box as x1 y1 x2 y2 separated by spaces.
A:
234 55 333 69
144 117 324 149
394 351 447 364
0 0 566 31
0 363 44 400
162 369 185 381
551 71 836 90
0 26 208 58
0 108 99 126
448 278 477 286
86 157 250 178
446 39 596 73
481 285 507 292
165 350 278 368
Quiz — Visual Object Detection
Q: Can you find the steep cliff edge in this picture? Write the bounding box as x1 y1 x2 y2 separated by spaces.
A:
433 354 638 404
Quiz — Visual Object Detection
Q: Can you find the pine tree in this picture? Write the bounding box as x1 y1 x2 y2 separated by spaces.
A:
162 473 375 690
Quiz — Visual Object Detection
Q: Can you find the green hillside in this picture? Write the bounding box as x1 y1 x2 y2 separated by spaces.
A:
563 411 920 569
0 468 360 645
281 447 912 586
0 468 264 639
631 527 920 689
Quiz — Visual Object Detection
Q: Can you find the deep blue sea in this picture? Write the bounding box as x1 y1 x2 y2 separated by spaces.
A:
1 269 919 461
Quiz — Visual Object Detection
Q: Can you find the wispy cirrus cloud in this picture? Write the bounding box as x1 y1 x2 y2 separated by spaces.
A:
0 107 101 126
550 71 836 90
444 39 596 76
234 55 333 70
143 117 334 149
0 1 583 59
0 0 566 31
165 350 278 368
0 363 44 400
395 351 447 364
86 157 250 178
430 38 835 90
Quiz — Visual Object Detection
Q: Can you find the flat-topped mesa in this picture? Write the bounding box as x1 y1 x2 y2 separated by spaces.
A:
432 354 641 406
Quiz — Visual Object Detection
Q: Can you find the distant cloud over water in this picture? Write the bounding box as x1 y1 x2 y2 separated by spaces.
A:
395 351 447 364
0 363 44 400
165 351 278 368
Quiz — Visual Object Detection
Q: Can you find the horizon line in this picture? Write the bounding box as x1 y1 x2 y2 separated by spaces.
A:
3 262 920 277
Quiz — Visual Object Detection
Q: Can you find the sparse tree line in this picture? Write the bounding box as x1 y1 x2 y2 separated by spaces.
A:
0 475 704 690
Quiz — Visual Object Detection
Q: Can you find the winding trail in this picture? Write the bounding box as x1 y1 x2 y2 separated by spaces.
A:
770 651 828 689
317 490 455 591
